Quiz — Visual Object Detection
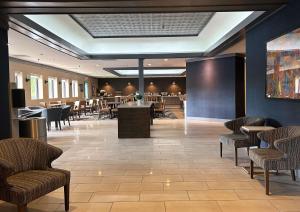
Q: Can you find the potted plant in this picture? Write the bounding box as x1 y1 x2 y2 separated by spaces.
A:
135 92 143 105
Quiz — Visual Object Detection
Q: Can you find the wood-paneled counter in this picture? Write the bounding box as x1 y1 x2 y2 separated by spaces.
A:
118 102 153 138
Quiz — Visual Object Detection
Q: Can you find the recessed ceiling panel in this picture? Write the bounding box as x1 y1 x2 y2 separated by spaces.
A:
114 69 186 76
71 13 214 38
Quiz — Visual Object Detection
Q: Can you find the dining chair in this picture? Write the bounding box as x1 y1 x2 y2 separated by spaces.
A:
46 107 63 130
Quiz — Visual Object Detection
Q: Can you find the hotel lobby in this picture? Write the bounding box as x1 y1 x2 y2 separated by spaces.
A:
1 0 300 211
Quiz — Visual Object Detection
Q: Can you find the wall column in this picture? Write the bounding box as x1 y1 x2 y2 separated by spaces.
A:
0 15 11 139
138 58 144 95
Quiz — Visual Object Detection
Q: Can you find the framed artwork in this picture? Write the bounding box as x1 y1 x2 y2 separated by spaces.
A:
266 27 300 99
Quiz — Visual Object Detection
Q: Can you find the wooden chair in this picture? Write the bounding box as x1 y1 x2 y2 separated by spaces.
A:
98 100 111 119
154 100 166 117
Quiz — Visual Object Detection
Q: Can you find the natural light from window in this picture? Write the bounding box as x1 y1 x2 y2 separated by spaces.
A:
30 75 43 100
48 77 58 99
72 80 78 97
61 79 69 98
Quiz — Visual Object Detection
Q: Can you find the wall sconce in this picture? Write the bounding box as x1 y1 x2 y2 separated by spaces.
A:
44 80 48 84
128 82 131 86
150 82 154 85
69 82 72 86
172 81 176 85
58 81 61 85
105 82 109 86
25 76 30 82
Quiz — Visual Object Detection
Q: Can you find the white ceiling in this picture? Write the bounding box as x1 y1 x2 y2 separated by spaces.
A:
25 11 253 55
8 11 257 78
8 29 186 77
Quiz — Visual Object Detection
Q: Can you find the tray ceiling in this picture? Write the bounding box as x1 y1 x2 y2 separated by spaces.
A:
71 12 214 38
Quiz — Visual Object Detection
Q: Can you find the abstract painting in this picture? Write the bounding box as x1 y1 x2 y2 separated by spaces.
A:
266 27 300 99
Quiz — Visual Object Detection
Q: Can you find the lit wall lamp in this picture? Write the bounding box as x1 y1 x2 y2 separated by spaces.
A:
44 80 48 84
128 82 131 86
105 82 109 85
150 82 154 85
25 76 30 82
172 81 176 85
69 82 72 86
58 81 61 85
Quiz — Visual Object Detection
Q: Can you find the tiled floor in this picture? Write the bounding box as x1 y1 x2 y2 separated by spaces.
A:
1 119 300 211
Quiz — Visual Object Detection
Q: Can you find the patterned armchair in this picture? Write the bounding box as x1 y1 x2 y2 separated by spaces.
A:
219 116 265 166
249 126 300 195
0 138 70 212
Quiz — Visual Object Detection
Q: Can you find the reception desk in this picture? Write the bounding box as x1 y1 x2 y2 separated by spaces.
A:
118 102 153 138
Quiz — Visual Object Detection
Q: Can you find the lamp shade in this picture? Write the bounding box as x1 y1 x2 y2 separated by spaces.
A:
12 89 26 108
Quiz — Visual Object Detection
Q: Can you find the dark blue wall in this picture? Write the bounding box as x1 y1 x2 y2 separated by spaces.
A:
186 55 244 119
246 0 300 126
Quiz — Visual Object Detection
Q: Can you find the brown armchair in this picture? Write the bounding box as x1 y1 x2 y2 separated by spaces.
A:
219 116 265 166
0 138 70 212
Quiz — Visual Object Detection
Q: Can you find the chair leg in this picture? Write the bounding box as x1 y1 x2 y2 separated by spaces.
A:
250 160 254 179
264 169 270 195
291 169 296 181
59 121 62 130
247 147 250 156
17 204 27 212
235 147 238 166
68 118 70 126
64 184 70 211
220 142 223 158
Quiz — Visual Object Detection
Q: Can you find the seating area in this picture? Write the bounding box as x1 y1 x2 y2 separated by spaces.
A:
219 117 300 196
30 97 170 125
2 1 300 211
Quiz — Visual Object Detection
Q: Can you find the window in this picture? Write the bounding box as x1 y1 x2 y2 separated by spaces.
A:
30 75 43 100
72 80 78 97
84 81 89 99
48 77 58 99
14 72 23 89
61 79 69 98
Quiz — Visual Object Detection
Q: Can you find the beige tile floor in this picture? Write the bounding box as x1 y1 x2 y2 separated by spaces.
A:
1 119 300 212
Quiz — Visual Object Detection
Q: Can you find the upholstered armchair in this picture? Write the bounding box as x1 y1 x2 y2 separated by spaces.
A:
249 126 300 195
219 116 265 166
0 138 70 212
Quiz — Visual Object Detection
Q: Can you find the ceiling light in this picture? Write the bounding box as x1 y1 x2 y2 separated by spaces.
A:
147 63 152 66
164 59 168 61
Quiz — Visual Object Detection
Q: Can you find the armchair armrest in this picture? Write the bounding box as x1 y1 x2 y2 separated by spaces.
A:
0 158 15 186
46 144 63 167
224 117 245 133
274 135 300 158
257 127 288 148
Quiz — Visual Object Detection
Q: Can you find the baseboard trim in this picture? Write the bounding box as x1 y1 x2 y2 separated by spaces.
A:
186 117 229 122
